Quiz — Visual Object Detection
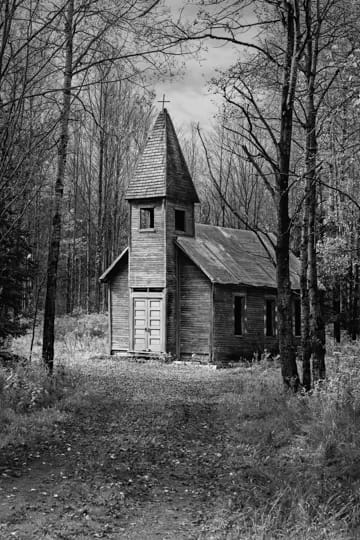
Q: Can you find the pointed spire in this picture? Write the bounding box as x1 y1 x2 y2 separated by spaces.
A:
125 109 199 203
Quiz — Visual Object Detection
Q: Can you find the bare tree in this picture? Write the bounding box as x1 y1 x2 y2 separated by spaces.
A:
40 0 191 369
296 0 359 385
178 0 360 388
42 0 74 372
182 0 303 388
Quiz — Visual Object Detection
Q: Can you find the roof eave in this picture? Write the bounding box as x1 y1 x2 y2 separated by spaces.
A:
99 247 128 282
175 240 215 283
125 191 167 201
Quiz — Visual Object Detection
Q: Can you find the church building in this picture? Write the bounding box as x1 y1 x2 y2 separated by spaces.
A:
100 108 301 363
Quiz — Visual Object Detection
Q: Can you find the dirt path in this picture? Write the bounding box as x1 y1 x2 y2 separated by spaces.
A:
0 362 242 539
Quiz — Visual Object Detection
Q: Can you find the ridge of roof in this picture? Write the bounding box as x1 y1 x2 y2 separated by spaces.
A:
125 109 199 203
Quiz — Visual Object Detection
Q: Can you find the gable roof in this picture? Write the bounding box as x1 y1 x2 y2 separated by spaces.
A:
100 225 300 290
99 247 128 283
125 109 199 203
176 224 300 289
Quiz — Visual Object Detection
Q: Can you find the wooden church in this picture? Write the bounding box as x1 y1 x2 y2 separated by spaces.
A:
100 108 301 363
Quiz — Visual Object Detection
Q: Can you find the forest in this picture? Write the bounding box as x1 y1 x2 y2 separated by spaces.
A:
1 0 360 381
1 0 360 537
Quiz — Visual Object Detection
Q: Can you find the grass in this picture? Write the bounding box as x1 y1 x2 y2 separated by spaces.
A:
1 317 360 538
0 312 106 451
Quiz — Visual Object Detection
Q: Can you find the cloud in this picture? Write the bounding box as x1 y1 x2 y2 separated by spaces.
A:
153 0 256 133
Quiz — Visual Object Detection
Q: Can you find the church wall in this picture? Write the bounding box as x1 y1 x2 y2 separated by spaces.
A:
178 252 211 360
165 200 195 354
110 259 129 353
213 285 278 362
129 199 165 288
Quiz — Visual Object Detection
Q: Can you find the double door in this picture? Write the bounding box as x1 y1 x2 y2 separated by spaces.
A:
132 295 163 352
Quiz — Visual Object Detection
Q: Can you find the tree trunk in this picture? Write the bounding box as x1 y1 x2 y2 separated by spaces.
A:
308 176 326 382
333 282 341 342
42 0 74 372
66 251 72 313
276 0 300 391
86 213 91 314
300 190 311 390
304 0 326 384
351 255 359 340
94 79 106 312
276 216 299 390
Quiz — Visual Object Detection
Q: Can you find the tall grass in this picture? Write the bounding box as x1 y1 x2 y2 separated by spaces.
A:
0 362 78 450
1 313 107 452
200 353 360 539
12 311 108 361
55 312 108 356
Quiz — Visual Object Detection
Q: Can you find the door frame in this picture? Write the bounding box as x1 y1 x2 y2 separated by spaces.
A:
129 290 165 352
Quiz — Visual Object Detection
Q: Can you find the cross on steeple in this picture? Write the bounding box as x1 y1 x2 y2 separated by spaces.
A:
157 94 170 110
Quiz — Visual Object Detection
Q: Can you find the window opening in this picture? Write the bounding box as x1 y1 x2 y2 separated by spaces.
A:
175 209 185 232
234 295 244 335
133 287 163 293
140 207 154 229
265 298 276 337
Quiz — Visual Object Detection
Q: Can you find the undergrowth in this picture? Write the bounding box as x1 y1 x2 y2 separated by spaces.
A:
55 312 107 355
2 318 360 538
12 311 108 360
0 362 78 450
1 313 107 453
200 353 360 539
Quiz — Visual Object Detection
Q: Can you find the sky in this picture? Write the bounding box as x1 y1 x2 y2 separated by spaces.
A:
153 44 235 131
152 1 240 132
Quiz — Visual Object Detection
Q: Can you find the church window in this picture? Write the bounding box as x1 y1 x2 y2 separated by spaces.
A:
265 298 276 337
234 294 245 335
140 207 154 229
175 209 185 232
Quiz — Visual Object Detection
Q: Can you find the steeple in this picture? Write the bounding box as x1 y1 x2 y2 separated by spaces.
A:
125 108 199 203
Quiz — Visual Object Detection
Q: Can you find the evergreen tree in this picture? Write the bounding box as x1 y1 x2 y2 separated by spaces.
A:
0 207 32 343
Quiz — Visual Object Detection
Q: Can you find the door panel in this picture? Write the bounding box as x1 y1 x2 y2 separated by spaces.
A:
132 296 163 352
133 298 147 350
148 299 162 352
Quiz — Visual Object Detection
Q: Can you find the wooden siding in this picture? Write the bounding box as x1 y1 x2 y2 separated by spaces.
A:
179 252 211 358
110 258 129 352
165 200 195 354
128 196 196 356
213 285 278 362
129 199 165 288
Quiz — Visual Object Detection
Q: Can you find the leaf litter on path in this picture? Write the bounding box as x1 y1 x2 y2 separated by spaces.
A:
0 360 309 539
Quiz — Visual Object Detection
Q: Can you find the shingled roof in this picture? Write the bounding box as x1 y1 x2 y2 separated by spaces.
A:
125 109 199 203
176 224 300 289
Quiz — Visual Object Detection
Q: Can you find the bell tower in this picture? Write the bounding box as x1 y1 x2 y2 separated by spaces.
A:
125 108 199 354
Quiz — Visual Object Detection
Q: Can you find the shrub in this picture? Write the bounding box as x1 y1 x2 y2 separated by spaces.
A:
0 361 79 451
0 362 77 413
55 312 108 354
